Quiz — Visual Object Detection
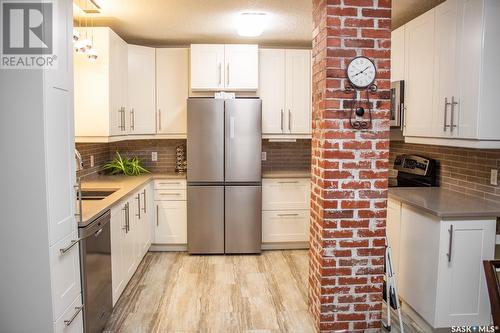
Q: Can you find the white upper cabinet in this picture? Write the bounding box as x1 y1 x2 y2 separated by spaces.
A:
127 45 156 135
403 9 435 137
190 44 258 91
285 50 312 134
390 26 405 82
156 48 189 135
260 49 286 134
401 0 500 147
260 49 311 136
74 27 128 141
224 44 259 90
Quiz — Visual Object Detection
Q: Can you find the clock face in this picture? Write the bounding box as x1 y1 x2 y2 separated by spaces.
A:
347 56 376 88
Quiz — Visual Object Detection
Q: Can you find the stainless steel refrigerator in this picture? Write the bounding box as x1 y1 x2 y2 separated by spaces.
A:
187 98 262 254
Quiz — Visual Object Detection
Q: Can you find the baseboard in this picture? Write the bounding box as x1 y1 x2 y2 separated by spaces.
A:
261 242 309 250
149 244 187 252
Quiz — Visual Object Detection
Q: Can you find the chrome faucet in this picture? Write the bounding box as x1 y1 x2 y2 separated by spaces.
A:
75 149 83 172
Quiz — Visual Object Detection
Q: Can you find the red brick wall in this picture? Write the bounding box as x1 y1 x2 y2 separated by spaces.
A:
310 0 391 331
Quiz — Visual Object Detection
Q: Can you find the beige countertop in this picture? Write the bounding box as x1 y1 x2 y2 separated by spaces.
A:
262 170 311 179
389 187 500 218
80 172 186 226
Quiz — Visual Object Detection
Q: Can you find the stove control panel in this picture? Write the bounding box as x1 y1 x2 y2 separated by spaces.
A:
394 155 430 176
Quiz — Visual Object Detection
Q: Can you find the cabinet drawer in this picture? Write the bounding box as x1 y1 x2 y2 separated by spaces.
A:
53 294 83 333
262 210 309 243
262 178 310 211
50 230 82 321
155 189 186 201
154 179 186 190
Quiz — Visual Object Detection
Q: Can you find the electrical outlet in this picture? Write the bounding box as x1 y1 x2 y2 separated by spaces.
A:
151 152 158 162
261 152 267 161
90 155 94 168
491 169 498 186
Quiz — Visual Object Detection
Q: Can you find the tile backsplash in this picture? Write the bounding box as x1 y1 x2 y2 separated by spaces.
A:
390 141 500 203
262 139 311 172
76 139 312 177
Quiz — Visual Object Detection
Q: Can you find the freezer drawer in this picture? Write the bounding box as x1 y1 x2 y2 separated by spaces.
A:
224 99 262 182
187 186 224 254
225 185 262 254
187 99 224 182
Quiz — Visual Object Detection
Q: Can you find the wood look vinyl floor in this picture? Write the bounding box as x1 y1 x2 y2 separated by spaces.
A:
104 251 423 333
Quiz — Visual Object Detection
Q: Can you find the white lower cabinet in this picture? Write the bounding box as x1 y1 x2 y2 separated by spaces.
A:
53 294 84 333
153 180 187 246
110 185 151 306
262 178 310 248
390 202 495 328
50 231 82 321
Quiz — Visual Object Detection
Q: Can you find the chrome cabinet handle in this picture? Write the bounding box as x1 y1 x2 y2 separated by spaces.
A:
218 63 222 86
64 305 84 327
142 189 147 213
119 107 126 131
226 63 230 86
160 193 181 196
447 225 454 262
400 102 405 131
450 96 458 133
288 109 292 132
122 203 130 233
136 194 141 219
126 202 130 232
158 109 162 132
443 97 451 131
280 109 284 132
130 108 135 131
277 181 299 184
59 238 81 255
158 182 181 185
74 180 83 225
156 205 159 226
277 213 300 217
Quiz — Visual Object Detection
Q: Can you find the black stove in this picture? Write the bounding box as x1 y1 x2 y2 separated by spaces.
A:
389 154 437 187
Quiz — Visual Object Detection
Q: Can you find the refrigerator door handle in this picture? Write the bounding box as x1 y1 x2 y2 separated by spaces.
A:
230 116 235 139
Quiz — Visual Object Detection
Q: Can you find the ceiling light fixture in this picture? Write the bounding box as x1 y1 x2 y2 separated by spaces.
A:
237 12 267 37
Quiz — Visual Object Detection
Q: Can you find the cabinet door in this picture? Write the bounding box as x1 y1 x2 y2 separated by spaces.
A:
109 30 128 136
404 9 436 137
130 191 143 269
435 220 495 327
432 0 460 138
285 49 312 134
44 87 77 245
110 203 125 305
128 45 156 135
74 27 110 138
140 184 152 256
390 26 405 82
156 48 189 134
190 44 225 90
398 204 441 326
259 49 286 134
386 199 401 277
262 210 309 243
154 201 187 244
455 0 482 139
224 44 259 90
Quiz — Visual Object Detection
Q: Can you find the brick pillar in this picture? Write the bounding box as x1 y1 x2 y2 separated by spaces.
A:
309 0 391 331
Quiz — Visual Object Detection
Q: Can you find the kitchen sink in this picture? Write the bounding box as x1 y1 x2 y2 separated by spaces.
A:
78 189 118 201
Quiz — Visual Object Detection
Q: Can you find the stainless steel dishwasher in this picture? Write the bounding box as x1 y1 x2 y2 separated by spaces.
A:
79 210 112 333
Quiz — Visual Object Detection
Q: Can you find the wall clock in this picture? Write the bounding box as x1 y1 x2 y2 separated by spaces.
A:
345 56 378 130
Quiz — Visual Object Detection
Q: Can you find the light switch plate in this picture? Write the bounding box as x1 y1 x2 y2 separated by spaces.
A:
491 169 498 186
152 152 158 162
90 155 94 168
261 152 267 161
